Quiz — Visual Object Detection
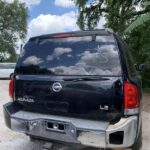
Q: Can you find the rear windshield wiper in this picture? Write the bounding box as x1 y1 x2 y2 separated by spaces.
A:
63 76 109 82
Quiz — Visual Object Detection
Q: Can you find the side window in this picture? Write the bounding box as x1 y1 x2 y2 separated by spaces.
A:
125 47 137 76
119 39 137 76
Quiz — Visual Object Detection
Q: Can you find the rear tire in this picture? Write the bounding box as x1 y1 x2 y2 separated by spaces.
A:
131 124 142 150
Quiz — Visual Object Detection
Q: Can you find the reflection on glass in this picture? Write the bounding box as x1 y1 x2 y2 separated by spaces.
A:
17 36 122 76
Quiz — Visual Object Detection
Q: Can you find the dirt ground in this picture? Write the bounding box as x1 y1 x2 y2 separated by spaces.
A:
0 80 149 150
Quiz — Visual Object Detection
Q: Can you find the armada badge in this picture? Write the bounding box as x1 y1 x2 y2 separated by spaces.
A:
52 82 62 92
17 97 34 103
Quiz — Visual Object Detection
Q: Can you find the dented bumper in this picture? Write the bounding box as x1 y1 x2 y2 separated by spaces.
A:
3 102 138 149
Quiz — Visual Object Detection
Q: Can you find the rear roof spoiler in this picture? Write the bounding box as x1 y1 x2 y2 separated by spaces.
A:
29 29 114 42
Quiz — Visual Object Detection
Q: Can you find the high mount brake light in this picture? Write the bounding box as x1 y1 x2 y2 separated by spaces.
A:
9 80 14 98
52 33 75 38
124 82 139 109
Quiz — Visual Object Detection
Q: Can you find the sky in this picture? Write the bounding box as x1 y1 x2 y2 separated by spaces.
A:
5 0 105 41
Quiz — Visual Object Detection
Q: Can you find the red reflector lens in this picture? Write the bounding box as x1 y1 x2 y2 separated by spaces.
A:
52 33 75 38
9 80 14 98
124 82 139 109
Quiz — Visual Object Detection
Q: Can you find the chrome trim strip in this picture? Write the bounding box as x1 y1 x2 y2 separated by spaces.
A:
124 108 139 115
11 110 109 131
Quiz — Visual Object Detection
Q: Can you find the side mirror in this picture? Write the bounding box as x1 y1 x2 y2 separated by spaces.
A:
135 64 147 71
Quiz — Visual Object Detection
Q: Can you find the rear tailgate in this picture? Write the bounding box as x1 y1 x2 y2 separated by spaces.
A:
14 34 124 122
14 75 124 122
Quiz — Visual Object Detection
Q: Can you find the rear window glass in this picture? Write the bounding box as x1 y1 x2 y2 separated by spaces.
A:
16 35 122 76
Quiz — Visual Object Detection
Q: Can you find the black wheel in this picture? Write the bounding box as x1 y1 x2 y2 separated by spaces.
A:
131 124 142 150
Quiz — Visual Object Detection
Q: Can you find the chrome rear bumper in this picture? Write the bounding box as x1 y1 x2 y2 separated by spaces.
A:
3 102 138 149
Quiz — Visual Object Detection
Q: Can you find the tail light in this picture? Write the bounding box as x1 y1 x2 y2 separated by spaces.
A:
124 82 139 110
9 80 14 98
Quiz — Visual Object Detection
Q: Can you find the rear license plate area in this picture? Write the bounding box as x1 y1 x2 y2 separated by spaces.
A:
47 101 69 112
45 121 66 132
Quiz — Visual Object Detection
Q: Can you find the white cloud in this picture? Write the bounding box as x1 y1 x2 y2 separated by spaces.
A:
3 0 41 7
48 39 121 76
47 47 72 61
27 11 107 40
54 0 75 8
28 11 79 38
23 56 43 65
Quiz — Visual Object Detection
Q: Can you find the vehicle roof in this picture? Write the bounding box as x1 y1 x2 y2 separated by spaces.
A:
29 29 114 41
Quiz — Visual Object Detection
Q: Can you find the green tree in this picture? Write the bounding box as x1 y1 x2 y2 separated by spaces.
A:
0 0 28 62
125 1 150 32
73 0 150 32
126 22 150 88
73 0 150 88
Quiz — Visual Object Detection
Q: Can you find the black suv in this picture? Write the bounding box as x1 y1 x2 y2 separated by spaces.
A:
4 30 142 150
